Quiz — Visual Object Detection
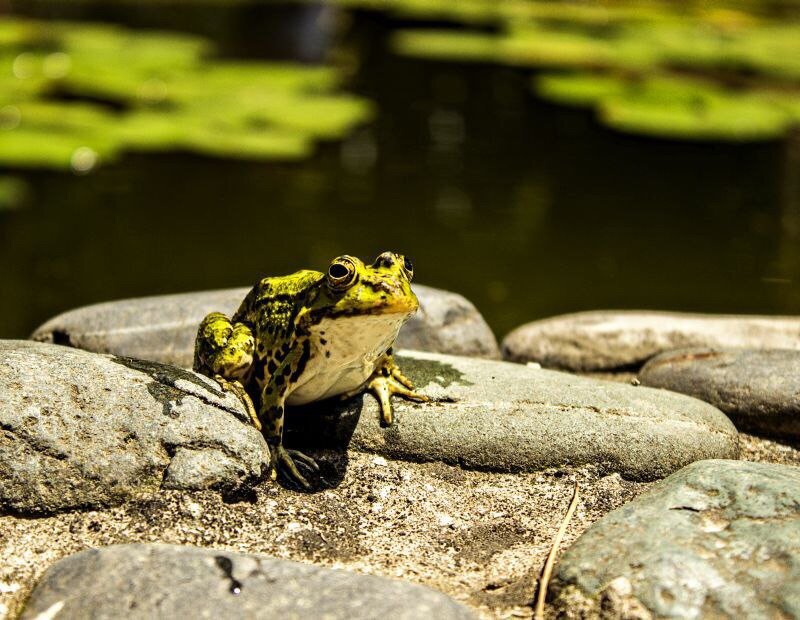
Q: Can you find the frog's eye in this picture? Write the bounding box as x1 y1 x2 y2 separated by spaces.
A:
402 256 414 279
327 257 358 290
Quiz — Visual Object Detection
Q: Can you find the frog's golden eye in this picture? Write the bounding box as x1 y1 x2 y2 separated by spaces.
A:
327 257 358 290
402 256 414 280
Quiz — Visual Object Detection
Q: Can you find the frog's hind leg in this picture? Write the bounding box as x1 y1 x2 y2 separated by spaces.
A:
194 312 260 430
368 352 429 426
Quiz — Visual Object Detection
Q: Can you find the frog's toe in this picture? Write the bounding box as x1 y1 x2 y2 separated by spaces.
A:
390 367 416 390
272 445 315 489
369 376 395 425
388 377 429 403
215 374 261 431
287 449 320 472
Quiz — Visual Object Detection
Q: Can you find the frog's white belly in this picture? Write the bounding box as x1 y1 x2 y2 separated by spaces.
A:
286 313 407 405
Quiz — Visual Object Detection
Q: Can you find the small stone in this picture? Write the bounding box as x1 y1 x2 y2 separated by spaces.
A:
372 456 388 467
502 311 800 372
20 544 477 619
30 284 499 366
0 340 268 515
285 351 738 481
551 460 800 619
438 515 455 528
640 348 800 439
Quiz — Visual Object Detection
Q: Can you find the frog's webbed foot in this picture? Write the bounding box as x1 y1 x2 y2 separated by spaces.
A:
215 374 261 431
270 445 320 489
368 369 429 426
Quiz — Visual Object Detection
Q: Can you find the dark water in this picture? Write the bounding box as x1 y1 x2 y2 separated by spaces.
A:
2 6 799 340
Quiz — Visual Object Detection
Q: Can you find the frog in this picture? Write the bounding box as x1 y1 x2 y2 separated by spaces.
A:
193 251 428 488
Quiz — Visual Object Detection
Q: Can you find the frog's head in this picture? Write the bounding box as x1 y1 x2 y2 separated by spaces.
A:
311 251 419 319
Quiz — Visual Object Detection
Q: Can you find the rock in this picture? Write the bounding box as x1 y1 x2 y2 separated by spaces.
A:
399 285 499 358
502 310 800 372
285 351 738 482
0 340 268 515
20 544 476 619
551 460 800 619
30 284 499 366
640 348 800 439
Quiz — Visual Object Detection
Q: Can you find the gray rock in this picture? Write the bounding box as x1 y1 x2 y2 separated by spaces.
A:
551 460 800 620
640 348 800 439
502 310 800 372
21 544 476 620
0 340 268 515
400 285 499 358
30 284 499 366
286 351 738 481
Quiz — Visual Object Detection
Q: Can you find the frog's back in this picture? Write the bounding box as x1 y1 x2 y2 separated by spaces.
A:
234 270 323 325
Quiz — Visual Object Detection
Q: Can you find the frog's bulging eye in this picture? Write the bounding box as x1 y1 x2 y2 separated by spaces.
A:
403 256 414 279
327 258 357 290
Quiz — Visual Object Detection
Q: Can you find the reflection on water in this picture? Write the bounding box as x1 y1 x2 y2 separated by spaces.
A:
1 9 798 340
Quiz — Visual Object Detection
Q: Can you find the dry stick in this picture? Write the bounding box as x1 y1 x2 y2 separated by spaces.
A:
534 481 580 620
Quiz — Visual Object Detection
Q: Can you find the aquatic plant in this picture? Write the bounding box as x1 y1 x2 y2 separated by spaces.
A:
0 19 373 170
382 0 800 141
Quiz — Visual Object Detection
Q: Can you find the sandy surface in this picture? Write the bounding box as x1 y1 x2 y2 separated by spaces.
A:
1 436 797 619
0 451 647 619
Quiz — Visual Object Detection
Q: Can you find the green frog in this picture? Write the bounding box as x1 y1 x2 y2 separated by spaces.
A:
193 252 428 488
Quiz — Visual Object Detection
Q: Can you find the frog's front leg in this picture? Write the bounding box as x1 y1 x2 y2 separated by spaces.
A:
194 312 260 430
260 341 320 489
360 351 429 426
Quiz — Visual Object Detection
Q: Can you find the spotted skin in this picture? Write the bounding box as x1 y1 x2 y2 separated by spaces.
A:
193 252 428 488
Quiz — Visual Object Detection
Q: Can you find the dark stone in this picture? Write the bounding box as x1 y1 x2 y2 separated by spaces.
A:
639 347 800 439
284 351 738 481
0 340 268 515
551 460 800 619
21 544 477 619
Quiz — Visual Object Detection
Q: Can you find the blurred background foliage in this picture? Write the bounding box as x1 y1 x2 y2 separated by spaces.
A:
1 0 800 338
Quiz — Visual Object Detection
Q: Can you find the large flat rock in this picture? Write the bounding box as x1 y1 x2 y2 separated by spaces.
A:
287 351 739 482
640 348 800 439
21 544 476 619
502 310 800 372
30 284 499 366
551 460 800 619
0 340 269 515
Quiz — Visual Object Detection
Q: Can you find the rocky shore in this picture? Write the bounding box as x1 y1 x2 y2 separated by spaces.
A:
2 290 799 619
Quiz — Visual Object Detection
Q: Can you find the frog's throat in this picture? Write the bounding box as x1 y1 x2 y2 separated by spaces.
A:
285 312 411 406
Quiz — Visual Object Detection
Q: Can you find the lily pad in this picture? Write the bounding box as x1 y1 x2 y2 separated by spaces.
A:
536 72 800 141
0 17 372 169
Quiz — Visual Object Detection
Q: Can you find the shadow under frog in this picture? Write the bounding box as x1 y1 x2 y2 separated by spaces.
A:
284 356 469 488
111 354 469 493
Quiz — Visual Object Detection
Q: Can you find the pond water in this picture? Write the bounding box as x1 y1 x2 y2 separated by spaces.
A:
2 5 799 340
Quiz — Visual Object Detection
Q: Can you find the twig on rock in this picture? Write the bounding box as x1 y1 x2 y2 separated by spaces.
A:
534 481 580 620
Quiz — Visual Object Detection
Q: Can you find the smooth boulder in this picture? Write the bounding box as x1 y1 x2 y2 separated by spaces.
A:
640 348 800 439
551 460 800 619
30 284 499 366
0 340 268 515
286 350 739 481
21 544 476 619
502 310 800 371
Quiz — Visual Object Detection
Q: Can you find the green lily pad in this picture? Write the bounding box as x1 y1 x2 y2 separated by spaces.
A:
117 111 313 160
535 72 630 107
599 79 795 141
391 30 500 63
0 17 372 169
